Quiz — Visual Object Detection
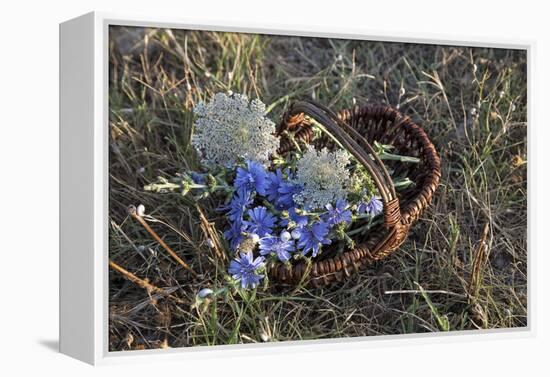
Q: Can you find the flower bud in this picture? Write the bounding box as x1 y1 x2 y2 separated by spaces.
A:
181 181 191 196
136 204 145 217
198 288 214 298
291 229 302 240
206 174 217 187
280 231 291 242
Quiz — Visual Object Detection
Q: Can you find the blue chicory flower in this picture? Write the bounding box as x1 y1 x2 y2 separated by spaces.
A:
265 169 285 203
290 228 302 240
297 221 331 257
277 180 302 209
242 206 276 237
265 169 302 209
225 190 253 222
358 197 384 217
224 219 245 250
227 251 265 289
324 199 352 226
197 288 214 298
279 207 309 228
234 160 268 196
259 233 296 262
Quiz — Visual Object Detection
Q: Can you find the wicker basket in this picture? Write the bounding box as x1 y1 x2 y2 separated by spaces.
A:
268 101 441 287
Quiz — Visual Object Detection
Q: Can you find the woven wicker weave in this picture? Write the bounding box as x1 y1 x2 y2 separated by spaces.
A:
268 101 441 287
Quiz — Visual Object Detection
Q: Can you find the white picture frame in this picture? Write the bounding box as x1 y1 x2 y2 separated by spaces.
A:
59 11 533 365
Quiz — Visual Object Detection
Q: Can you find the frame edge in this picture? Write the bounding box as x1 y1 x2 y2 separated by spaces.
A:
59 12 97 365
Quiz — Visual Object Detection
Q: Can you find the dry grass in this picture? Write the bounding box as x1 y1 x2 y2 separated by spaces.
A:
108 26 527 351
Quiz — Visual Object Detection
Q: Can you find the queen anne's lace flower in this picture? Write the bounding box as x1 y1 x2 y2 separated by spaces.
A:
293 146 351 210
192 92 279 167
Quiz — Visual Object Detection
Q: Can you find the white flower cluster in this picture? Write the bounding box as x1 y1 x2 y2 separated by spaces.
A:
192 92 279 167
293 146 351 210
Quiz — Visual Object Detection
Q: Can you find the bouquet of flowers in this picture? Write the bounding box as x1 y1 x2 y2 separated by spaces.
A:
146 92 423 290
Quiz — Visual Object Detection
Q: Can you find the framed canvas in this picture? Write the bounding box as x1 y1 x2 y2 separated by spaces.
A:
59 12 532 365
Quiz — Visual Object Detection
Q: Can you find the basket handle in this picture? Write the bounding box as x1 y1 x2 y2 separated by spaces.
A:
282 100 401 228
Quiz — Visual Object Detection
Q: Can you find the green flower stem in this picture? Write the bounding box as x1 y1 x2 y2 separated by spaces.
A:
305 116 347 151
143 180 183 192
265 94 291 114
352 213 374 221
342 232 356 248
346 217 382 236
144 179 232 195
379 152 420 163
393 177 414 189
306 116 420 165
192 184 232 191
286 132 303 153
261 199 282 216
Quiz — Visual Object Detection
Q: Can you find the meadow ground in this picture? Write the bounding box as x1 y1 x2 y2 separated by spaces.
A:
108 26 527 350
